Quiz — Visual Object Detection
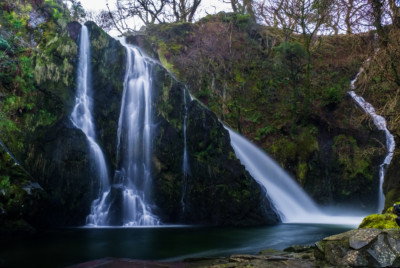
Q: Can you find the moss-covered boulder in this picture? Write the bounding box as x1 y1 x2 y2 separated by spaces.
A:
359 213 399 229
359 205 400 229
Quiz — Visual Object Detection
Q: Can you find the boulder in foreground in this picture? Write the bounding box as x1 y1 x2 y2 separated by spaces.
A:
315 228 400 267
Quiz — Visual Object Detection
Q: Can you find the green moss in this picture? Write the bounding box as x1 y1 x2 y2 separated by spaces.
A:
271 138 297 165
158 42 179 75
333 134 372 181
358 213 399 229
297 128 319 161
298 162 307 185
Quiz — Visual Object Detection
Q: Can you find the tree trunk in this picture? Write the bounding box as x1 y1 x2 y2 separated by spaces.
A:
388 0 400 28
371 0 388 47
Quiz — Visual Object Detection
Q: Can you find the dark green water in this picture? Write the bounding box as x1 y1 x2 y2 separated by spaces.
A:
0 223 355 267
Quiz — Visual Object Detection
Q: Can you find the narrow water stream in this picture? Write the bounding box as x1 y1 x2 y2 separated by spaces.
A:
348 67 395 212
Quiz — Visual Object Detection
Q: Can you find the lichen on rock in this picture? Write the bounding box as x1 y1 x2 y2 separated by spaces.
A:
315 229 400 267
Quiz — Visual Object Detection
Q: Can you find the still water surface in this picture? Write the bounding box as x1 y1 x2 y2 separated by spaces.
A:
0 223 355 267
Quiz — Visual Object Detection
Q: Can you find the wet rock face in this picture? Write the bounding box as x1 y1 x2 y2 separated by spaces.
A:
151 69 280 226
85 21 126 169
25 119 94 227
67 21 82 41
28 9 47 29
315 228 400 267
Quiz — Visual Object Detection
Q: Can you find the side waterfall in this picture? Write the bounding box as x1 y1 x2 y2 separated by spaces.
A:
70 26 110 226
114 40 160 226
181 88 191 213
0 138 21 166
348 68 395 212
227 128 364 225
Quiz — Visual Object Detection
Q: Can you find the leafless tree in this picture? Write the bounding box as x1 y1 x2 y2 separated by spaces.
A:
222 0 255 19
330 0 369 34
85 10 116 32
388 0 400 27
117 0 168 24
254 0 297 39
171 0 202 22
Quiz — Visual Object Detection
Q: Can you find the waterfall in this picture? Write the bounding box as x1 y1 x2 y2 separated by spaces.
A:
227 128 364 225
181 88 191 213
114 40 160 226
70 25 110 226
348 68 395 212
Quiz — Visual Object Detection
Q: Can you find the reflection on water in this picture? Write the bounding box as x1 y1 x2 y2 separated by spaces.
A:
0 224 355 267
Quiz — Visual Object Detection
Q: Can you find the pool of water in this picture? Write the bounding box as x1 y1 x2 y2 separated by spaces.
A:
0 223 356 267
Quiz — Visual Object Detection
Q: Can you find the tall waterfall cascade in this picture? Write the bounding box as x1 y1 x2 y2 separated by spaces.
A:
114 40 160 226
83 39 161 226
348 67 395 212
227 128 365 225
70 26 110 226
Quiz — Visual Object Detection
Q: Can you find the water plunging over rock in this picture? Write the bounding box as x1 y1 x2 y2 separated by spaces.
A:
83 40 161 226
70 25 110 226
113 41 160 226
227 128 365 225
348 67 395 212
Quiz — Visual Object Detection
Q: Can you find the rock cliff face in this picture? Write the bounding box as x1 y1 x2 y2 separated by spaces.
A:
151 79 278 225
138 16 387 210
126 34 279 225
84 22 280 226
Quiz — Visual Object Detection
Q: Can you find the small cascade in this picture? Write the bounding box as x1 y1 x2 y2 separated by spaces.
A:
227 128 364 225
70 25 110 226
113 40 160 226
348 68 395 212
0 138 21 166
181 88 191 212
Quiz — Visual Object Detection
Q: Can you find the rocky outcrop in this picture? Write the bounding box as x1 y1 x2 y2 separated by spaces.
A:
67 21 82 42
151 78 279 225
315 228 400 267
85 21 126 169
384 155 400 209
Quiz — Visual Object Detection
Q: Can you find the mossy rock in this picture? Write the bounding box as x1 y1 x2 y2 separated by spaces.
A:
358 213 399 229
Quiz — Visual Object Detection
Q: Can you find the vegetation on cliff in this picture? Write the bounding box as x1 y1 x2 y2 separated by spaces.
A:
139 13 387 209
0 0 81 231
